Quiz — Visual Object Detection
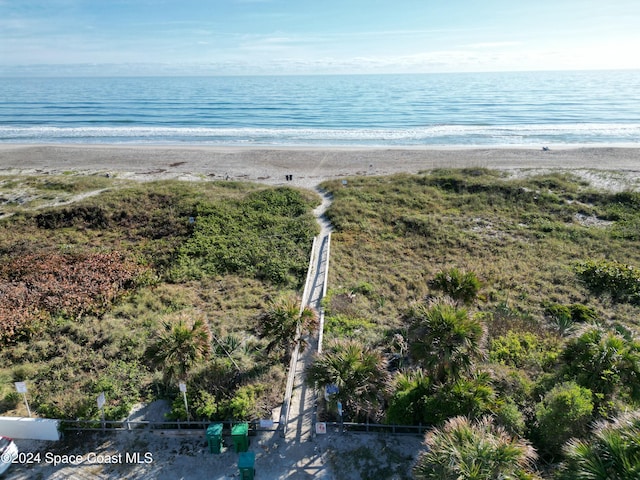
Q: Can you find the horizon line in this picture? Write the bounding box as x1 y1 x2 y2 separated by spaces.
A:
1 66 639 79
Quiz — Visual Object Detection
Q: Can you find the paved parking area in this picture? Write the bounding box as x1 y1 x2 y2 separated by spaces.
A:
7 428 421 479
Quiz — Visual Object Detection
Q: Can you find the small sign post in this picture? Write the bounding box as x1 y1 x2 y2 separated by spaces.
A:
179 382 189 421
97 392 106 430
259 419 274 429
14 382 31 417
337 400 344 434
325 384 339 401
315 422 327 435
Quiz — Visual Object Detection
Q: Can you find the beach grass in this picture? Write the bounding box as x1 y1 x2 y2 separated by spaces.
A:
0 175 319 420
321 168 640 342
318 168 640 468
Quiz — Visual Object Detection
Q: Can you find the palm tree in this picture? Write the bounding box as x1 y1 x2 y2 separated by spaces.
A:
407 301 483 383
414 416 541 480
258 296 317 358
305 339 389 421
562 325 640 404
560 411 640 480
146 312 212 385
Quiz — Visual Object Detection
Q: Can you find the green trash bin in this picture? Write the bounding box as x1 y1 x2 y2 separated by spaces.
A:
206 423 223 454
238 451 255 480
231 422 249 453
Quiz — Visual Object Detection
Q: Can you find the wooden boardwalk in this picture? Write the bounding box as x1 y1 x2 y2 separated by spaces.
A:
283 189 332 444
287 233 330 442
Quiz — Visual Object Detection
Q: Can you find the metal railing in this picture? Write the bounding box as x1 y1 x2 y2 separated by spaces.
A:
60 417 427 437
320 421 430 436
60 418 279 433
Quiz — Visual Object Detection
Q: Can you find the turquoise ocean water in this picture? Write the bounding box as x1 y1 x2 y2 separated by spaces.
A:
0 71 639 146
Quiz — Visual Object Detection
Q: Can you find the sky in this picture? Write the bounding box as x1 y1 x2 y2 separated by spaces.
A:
1 0 640 76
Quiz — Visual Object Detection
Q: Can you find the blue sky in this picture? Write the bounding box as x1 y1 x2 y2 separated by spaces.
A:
1 0 639 75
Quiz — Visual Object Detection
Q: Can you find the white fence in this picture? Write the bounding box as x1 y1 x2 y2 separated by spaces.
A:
0 416 60 441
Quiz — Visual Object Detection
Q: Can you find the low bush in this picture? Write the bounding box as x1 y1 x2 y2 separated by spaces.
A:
0 251 146 342
422 374 496 425
324 314 375 338
534 381 594 458
386 370 432 425
544 302 597 335
489 331 559 370
576 259 640 304
169 187 317 286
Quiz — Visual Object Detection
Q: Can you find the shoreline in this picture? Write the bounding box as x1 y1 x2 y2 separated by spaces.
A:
1 144 640 190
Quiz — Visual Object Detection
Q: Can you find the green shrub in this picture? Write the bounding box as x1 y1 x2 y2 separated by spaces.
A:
575 259 640 304
489 366 534 407
167 394 189 421
612 190 640 209
489 331 559 370
493 399 526 436
169 187 317 286
396 214 437 237
0 391 21 413
324 314 375 338
422 374 496 426
224 384 263 420
91 360 147 420
167 389 219 421
489 331 540 368
386 370 432 425
534 381 594 457
387 372 495 427
566 303 598 322
352 281 375 297
544 303 597 335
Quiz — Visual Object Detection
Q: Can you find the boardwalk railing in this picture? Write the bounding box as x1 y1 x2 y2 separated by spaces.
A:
316 233 330 354
320 421 431 436
279 236 317 436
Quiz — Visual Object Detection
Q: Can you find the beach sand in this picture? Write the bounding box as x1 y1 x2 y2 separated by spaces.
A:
1 144 640 190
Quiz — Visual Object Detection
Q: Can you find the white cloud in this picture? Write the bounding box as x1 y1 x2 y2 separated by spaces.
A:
462 41 522 50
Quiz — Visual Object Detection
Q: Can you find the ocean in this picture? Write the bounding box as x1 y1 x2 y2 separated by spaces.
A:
0 70 639 146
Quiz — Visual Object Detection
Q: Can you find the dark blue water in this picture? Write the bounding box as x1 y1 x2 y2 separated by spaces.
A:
1 71 639 145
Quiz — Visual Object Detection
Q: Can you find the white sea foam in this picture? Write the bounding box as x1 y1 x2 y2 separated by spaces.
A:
1 123 639 146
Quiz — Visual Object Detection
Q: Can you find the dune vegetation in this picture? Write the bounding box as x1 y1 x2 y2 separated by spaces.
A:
2 168 640 478
315 168 640 475
0 175 319 421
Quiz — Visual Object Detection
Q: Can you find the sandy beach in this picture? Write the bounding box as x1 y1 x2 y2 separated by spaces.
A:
1 144 640 190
